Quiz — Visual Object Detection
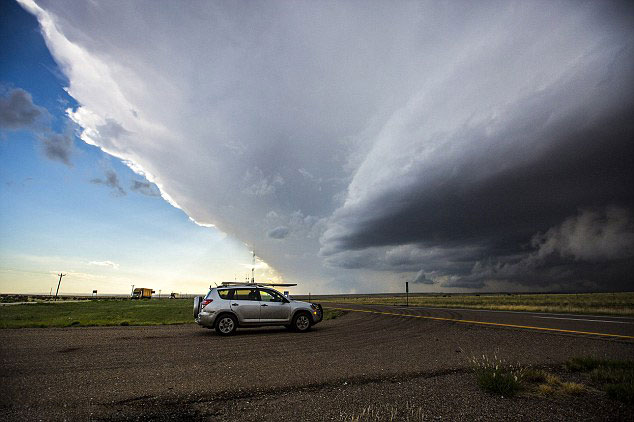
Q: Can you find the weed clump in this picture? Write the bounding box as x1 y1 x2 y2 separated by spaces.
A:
469 353 524 397
537 384 555 395
566 357 634 405
560 382 585 395
343 402 425 421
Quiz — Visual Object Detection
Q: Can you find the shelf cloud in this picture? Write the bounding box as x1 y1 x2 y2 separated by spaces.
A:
19 0 634 291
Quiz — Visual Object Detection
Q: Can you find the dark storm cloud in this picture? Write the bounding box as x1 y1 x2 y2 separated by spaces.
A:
267 226 290 240
91 170 126 196
321 25 634 290
41 132 73 166
0 88 47 129
0 88 76 166
130 180 160 197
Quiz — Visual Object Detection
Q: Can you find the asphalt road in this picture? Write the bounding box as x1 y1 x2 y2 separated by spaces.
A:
1 305 633 421
324 303 634 339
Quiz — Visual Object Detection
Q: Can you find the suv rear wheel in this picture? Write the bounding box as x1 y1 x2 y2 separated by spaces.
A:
292 311 312 332
193 296 202 318
215 314 237 336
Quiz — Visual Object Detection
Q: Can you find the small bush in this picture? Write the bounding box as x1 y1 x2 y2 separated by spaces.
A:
470 353 524 397
120 321 130 326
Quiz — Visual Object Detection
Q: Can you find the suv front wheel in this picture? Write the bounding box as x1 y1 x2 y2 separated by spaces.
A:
292 312 312 332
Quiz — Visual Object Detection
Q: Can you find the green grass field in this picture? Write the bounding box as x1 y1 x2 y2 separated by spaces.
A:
318 292 634 316
0 299 192 328
0 299 344 328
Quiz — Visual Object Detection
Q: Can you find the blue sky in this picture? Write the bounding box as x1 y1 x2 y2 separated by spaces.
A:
0 0 259 295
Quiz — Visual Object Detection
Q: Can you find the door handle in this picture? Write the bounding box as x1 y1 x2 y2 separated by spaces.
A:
260 304 268 307
231 303 239 306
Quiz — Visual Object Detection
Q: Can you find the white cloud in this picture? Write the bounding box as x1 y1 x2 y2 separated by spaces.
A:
88 260 119 269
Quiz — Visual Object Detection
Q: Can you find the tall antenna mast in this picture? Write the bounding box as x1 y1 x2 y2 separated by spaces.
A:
251 248 255 284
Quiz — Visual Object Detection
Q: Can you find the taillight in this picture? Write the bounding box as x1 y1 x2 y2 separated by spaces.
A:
202 299 213 307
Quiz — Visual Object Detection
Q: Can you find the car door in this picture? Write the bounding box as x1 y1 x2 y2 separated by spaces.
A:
230 288 261 323
258 289 291 323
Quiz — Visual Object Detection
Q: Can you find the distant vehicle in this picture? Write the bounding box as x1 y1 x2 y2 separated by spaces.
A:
193 283 323 335
132 288 155 299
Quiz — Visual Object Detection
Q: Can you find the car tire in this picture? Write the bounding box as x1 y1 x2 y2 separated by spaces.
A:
215 314 238 336
193 296 202 319
292 311 312 332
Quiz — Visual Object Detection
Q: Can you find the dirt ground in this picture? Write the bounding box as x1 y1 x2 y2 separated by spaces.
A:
1 306 633 420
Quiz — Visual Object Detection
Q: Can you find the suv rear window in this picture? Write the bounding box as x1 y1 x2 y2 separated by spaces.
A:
217 289 233 299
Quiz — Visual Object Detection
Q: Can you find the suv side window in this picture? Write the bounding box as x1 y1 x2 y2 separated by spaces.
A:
217 289 233 300
259 289 284 302
233 289 259 301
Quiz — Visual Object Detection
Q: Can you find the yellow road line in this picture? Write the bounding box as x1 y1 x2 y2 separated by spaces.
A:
326 307 634 340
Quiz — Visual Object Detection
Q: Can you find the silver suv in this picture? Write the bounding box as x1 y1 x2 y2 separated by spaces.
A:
193 285 323 335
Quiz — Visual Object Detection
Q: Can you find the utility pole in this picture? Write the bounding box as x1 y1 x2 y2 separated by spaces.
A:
54 273 66 300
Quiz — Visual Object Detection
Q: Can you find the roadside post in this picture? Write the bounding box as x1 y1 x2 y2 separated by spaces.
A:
406 282 409 307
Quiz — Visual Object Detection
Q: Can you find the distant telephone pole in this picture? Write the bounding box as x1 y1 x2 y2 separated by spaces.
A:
54 273 66 299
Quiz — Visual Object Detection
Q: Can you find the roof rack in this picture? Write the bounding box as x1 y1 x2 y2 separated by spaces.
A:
219 282 297 287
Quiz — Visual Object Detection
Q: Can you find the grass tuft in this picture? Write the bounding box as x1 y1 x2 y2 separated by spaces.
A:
566 357 634 405
469 353 524 397
560 382 585 395
323 309 346 320
545 373 561 386
344 402 424 421
537 384 556 395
